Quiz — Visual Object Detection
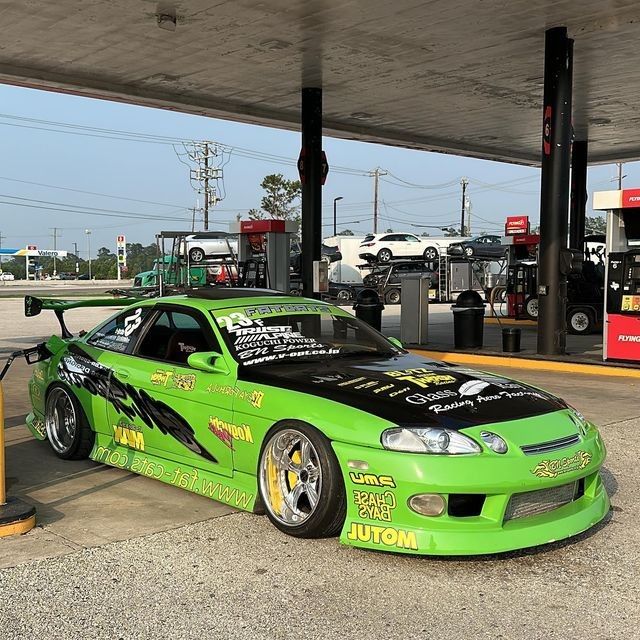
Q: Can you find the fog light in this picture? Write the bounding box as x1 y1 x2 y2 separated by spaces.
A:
408 493 446 516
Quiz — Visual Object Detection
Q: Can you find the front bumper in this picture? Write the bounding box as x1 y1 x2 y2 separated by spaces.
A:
333 429 609 556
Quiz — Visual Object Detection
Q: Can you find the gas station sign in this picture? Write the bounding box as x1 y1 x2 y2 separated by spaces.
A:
116 235 127 265
505 215 530 236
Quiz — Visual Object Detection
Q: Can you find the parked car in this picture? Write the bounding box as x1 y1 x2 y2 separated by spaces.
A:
359 233 467 263
57 272 78 280
0 272 15 281
182 232 239 263
289 279 357 304
362 261 437 304
447 235 507 259
23 290 609 555
290 242 342 275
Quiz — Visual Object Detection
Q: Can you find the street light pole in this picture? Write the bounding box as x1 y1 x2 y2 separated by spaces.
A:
333 196 343 236
85 229 92 279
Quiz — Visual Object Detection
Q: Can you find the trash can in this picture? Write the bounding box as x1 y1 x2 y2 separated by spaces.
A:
451 290 485 349
353 288 384 331
502 327 521 353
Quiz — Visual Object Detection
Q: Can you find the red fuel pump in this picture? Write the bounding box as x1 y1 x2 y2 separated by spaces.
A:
595 189 640 362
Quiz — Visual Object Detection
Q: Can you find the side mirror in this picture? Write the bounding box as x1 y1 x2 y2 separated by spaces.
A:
187 351 230 375
387 336 403 349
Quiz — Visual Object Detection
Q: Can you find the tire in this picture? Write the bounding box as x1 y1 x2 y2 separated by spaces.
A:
423 246 439 261
336 289 352 303
464 246 474 257
385 288 401 305
524 295 539 319
189 247 205 263
258 422 346 539
290 287 302 296
377 248 393 263
568 308 593 334
45 383 95 460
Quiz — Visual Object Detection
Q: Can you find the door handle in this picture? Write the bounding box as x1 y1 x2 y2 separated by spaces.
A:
115 369 129 379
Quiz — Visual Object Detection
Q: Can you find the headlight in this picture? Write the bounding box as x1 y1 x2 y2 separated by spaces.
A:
381 427 481 455
567 406 588 436
480 431 508 454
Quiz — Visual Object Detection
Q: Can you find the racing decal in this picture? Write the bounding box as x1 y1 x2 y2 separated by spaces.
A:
58 345 217 463
93 446 252 509
150 369 196 391
30 381 41 399
385 368 456 388
353 490 396 522
208 416 254 448
121 307 144 337
459 380 490 396
33 368 45 382
346 523 418 551
405 390 457 405
242 303 331 318
349 472 396 488
31 418 46 438
113 420 145 451
531 450 592 478
207 384 264 409
88 307 148 353
427 389 550 415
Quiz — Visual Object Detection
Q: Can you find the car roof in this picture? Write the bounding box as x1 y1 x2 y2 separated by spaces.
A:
136 288 334 312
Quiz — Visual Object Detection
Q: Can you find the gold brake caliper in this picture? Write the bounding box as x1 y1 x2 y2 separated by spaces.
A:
288 449 302 490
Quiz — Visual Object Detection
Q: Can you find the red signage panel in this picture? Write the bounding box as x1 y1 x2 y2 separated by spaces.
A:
621 189 640 208
240 219 286 233
505 215 530 236
606 314 640 361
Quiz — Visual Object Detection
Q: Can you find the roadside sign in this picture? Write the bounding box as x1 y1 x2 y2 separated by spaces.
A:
505 215 530 236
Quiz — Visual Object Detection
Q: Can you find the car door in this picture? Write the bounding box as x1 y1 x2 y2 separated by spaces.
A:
402 234 422 257
102 304 235 477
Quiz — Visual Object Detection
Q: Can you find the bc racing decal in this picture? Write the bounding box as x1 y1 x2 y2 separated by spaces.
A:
346 523 418 551
353 490 396 522
531 450 592 478
58 345 217 463
385 368 456 388
349 472 396 488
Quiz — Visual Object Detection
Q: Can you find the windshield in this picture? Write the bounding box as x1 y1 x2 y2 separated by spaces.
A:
211 303 400 367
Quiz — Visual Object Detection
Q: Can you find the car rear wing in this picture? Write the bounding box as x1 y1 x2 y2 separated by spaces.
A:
24 295 139 339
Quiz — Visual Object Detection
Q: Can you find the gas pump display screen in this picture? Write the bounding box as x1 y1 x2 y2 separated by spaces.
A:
622 210 640 246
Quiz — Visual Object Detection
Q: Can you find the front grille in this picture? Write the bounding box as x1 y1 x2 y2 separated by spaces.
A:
520 433 580 456
504 482 577 522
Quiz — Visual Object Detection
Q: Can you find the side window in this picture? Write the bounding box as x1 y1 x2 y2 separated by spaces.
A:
87 307 148 354
380 235 394 242
136 309 218 364
404 235 420 242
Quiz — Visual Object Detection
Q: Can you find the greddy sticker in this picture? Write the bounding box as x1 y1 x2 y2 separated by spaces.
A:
532 450 592 478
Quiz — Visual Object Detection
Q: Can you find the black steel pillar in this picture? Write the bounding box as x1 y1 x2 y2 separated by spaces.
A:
537 27 573 356
569 139 588 250
301 87 323 299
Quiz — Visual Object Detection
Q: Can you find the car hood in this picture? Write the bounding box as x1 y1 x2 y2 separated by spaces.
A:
240 353 566 430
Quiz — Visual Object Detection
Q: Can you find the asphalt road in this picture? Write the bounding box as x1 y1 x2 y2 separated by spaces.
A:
1 298 639 639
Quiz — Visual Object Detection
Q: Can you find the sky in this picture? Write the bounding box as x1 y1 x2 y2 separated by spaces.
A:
0 83 637 259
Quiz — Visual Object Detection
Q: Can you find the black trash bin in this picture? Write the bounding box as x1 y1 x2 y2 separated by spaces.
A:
353 288 384 331
451 290 485 349
502 327 521 353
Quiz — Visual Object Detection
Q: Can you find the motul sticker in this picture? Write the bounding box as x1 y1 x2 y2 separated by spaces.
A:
543 106 552 156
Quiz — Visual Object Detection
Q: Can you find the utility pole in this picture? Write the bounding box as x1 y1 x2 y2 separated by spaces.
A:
50 227 59 275
0 230 4 270
460 178 468 236
616 162 625 190
466 198 472 236
72 241 79 277
204 142 209 231
372 168 387 234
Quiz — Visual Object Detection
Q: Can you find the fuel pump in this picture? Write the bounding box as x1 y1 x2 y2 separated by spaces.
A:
502 228 540 319
594 189 640 362
232 219 297 292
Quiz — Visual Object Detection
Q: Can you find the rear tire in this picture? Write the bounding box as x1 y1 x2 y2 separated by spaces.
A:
464 246 474 257
377 248 392 263
385 288 401 305
423 246 439 261
45 383 94 460
258 422 345 539
524 295 539 319
568 308 593 334
189 247 205 263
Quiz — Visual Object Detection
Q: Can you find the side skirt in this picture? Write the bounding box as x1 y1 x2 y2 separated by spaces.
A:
90 433 258 512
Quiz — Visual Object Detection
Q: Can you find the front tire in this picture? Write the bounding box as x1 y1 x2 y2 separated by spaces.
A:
524 295 539 319
336 289 352 303
385 288 401 304
377 248 392 263
464 246 474 257
258 422 345 538
568 308 593 334
45 384 94 460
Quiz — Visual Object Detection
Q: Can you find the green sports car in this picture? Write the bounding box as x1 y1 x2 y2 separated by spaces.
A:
23 289 609 555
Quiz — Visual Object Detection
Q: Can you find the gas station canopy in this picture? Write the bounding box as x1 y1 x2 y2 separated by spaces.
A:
1 1 639 165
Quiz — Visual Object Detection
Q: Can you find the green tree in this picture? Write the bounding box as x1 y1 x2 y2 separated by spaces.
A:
337 229 354 236
420 231 431 237
249 173 301 221
585 216 606 234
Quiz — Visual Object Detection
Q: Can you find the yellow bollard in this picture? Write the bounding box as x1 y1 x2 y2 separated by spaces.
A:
0 381 36 537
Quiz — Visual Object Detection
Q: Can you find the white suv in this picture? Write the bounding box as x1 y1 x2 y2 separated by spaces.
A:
181 233 239 263
358 232 465 263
